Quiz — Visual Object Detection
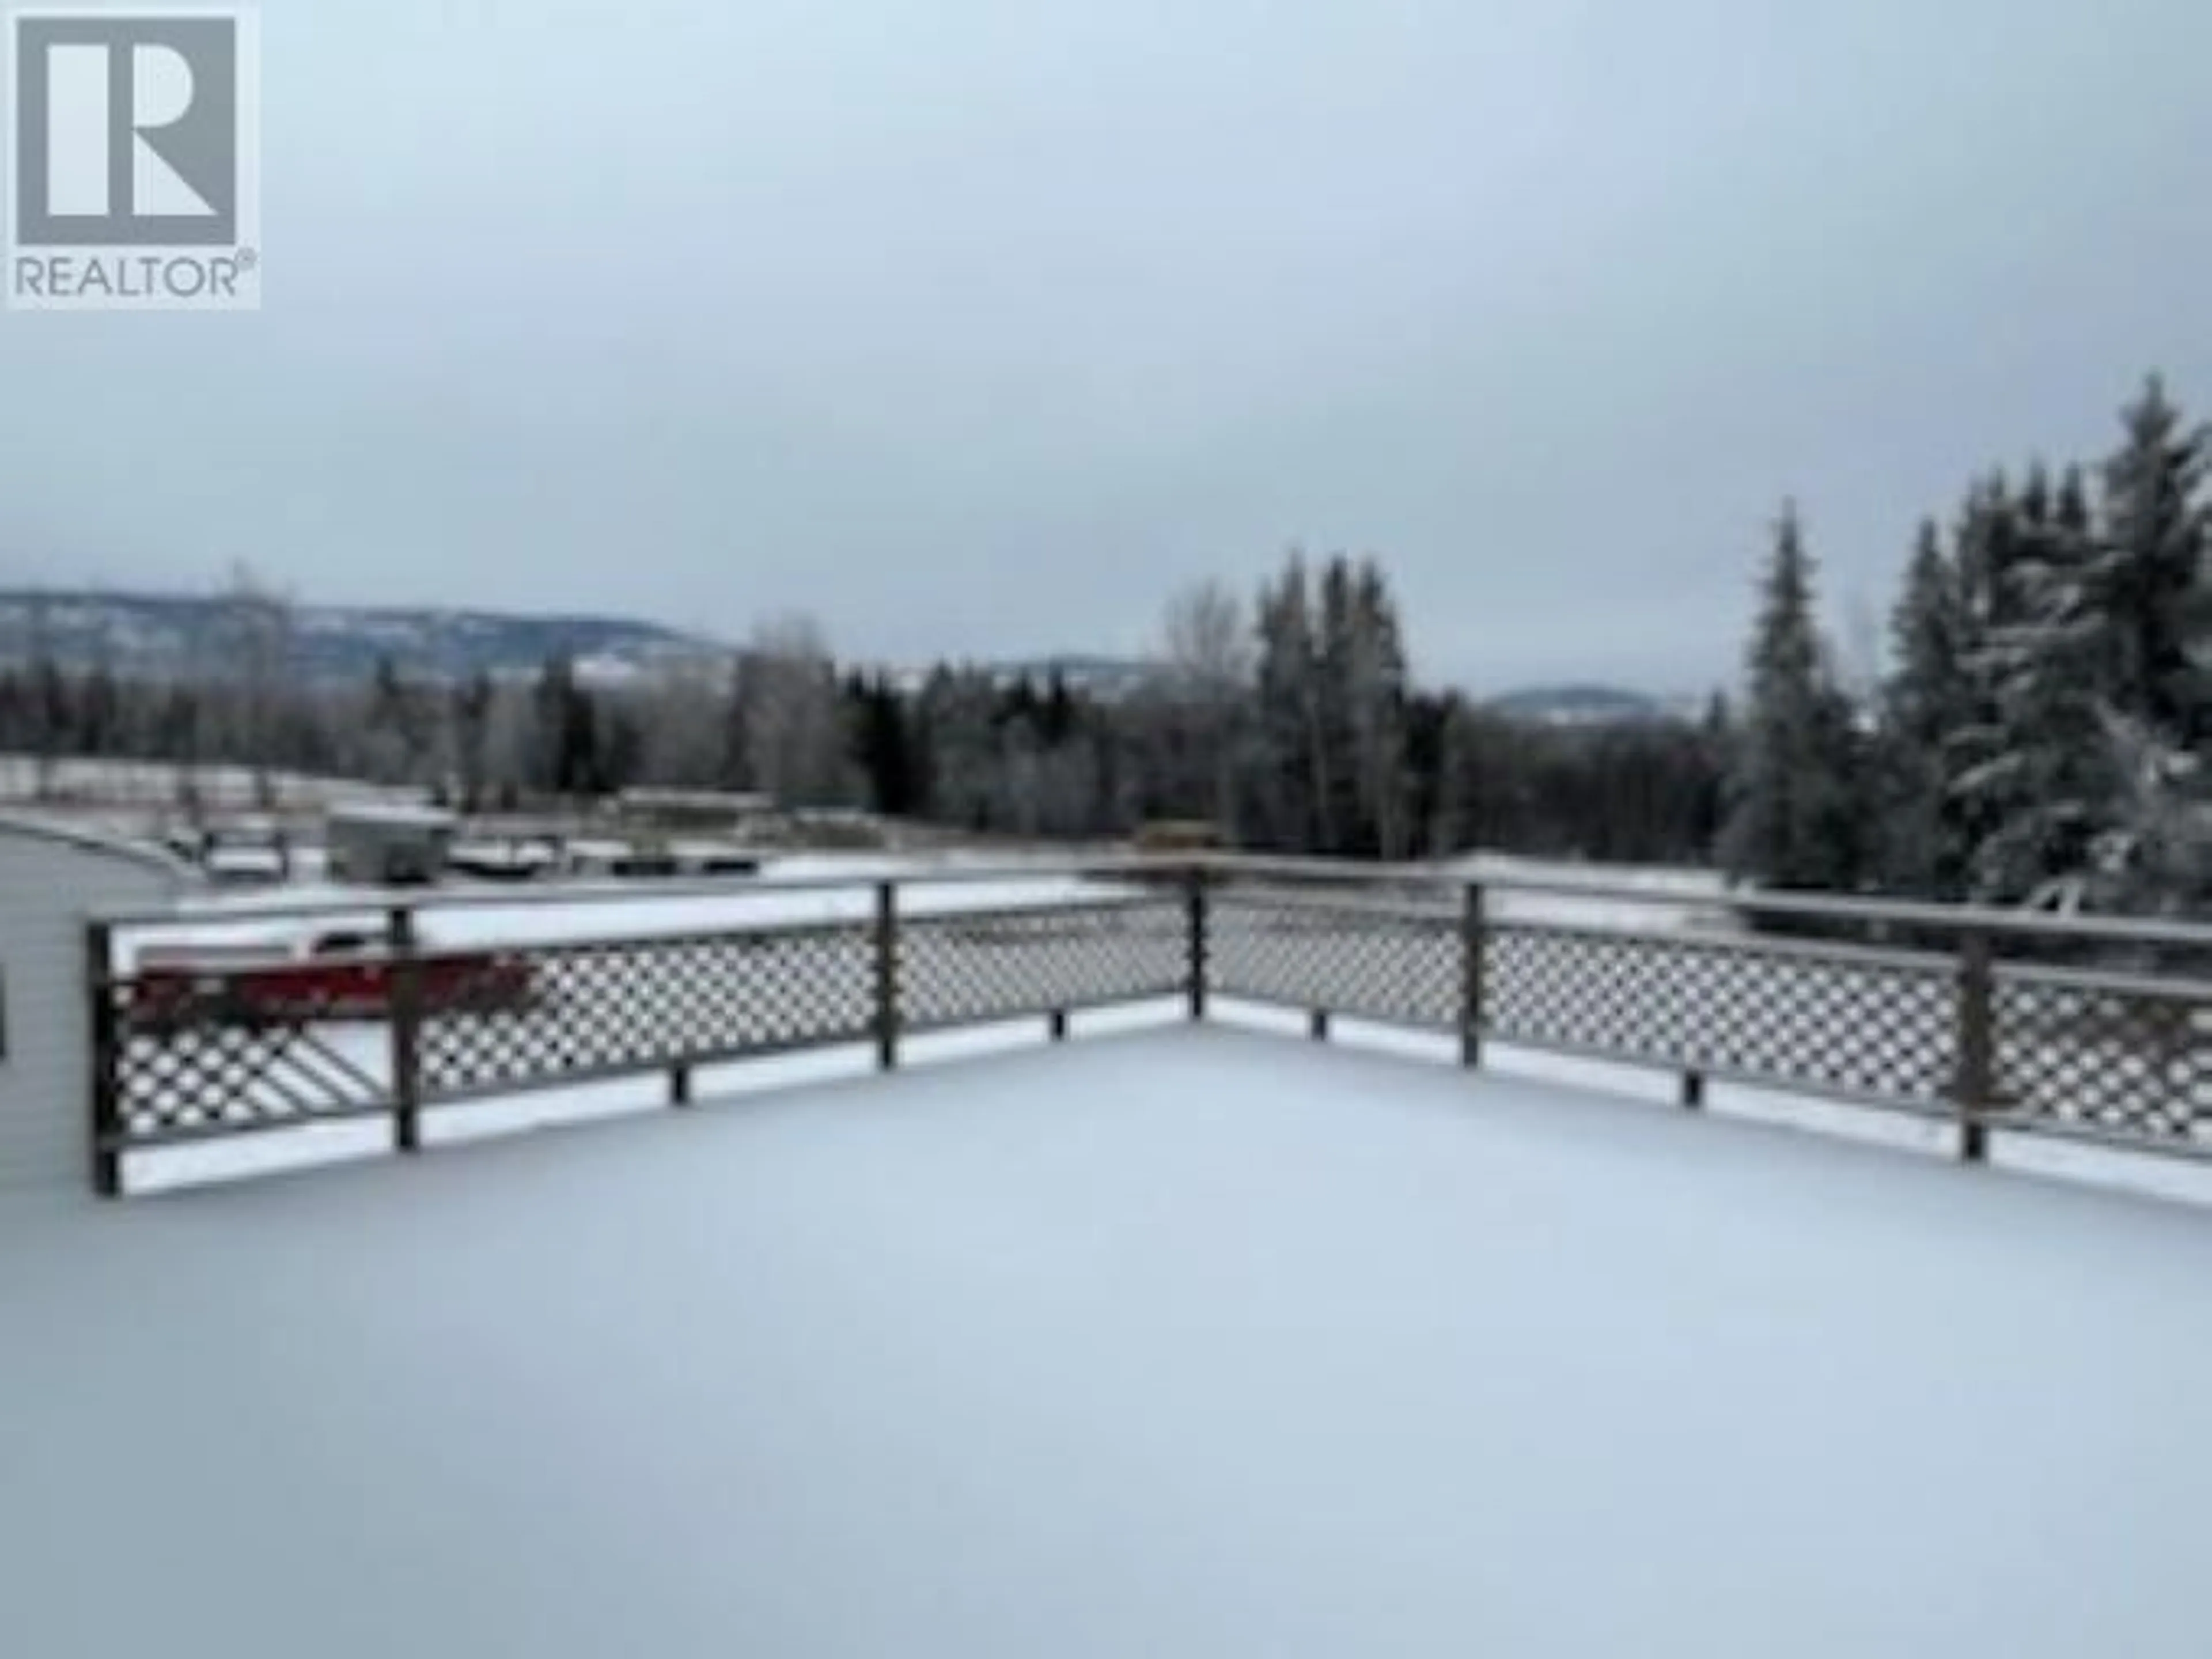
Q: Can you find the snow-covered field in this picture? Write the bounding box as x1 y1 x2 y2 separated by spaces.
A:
1441 851 1735 932
9 1027 2212 1658
0 752 399 809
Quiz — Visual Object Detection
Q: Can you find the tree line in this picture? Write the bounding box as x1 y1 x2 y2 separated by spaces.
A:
0 559 1726 867
1725 374 2210 915
36 370 2194 910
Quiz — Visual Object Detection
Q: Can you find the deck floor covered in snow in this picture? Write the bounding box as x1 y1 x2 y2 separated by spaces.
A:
7 1027 2212 1657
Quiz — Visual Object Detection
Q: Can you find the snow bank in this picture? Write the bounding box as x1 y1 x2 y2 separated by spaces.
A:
9 1029 2211 1658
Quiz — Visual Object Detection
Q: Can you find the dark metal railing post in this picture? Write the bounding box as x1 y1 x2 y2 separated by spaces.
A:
1954 929 1994 1164
1460 882 1486 1069
1048 1009 1070 1043
388 905 423 1154
87 921 122 1199
670 1061 694 1107
1185 866 1209 1021
1309 1008 1330 1042
874 881 900 1070
1680 1070 1706 1111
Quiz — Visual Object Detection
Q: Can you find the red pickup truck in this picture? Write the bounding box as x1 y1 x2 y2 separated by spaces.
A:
132 928 536 1028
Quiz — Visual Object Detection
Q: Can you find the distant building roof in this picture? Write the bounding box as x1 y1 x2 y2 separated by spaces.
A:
328 803 457 832
617 787 774 812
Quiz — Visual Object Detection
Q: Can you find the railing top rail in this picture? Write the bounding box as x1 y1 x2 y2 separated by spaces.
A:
1191 853 2212 953
93 854 1174 929
87 848 2212 956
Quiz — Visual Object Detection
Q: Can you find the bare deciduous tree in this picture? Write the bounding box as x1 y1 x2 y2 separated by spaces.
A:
738 615 851 808
1158 579 1253 835
217 562 298 809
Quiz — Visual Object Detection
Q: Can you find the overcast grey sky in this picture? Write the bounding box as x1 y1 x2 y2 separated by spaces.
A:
3 0 2210 693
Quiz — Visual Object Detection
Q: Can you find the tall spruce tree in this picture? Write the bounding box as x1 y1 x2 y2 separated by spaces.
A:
1252 554 1324 851
2086 378 2212 906
1314 556 1362 854
2092 376 2209 739
1722 502 1866 891
1348 558 1412 859
1946 474 2030 895
1961 462 2117 902
1877 518 1974 897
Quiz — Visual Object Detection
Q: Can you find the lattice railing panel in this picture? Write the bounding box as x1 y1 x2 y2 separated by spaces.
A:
109 983 390 1140
1208 892 1460 1028
419 924 875 1099
1992 971 2212 1145
1486 924 1957 1107
97 877 2212 1173
900 899 1187 1028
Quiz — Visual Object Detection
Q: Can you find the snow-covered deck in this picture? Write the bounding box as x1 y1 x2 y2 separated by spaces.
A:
8 1027 2211 1657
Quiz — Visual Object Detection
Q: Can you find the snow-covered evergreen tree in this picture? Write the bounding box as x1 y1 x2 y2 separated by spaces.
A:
1876 518 1974 897
1252 554 1324 852
1347 558 1412 859
1722 502 1868 892
1957 463 2118 904
2091 376 2209 741
1945 474 2029 893
2098 711 2212 913
2081 379 2212 908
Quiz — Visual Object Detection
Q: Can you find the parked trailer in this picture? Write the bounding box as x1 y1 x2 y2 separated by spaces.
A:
133 930 535 1028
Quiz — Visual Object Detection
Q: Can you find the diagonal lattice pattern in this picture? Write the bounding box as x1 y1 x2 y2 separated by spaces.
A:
109 981 389 1139
1208 892 1460 1028
1992 969 2212 1144
418 924 876 1100
95 881 2212 1168
1486 923 1956 1105
899 899 1187 1028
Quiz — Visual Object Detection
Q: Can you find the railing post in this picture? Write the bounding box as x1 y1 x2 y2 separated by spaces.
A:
669 1061 694 1107
1185 866 1209 1021
1954 929 1994 1164
86 921 122 1199
1048 1009 1070 1043
1460 882 1486 1069
1309 1008 1330 1042
388 905 422 1154
1185 871 1221 1026
1680 1070 1706 1111
874 881 900 1070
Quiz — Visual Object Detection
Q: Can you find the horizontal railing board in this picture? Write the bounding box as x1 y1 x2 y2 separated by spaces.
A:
899 991 1188 1038
415 1026 882 1109
101 1097 397 1152
1983 1111 2212 1161
96 858 1171 929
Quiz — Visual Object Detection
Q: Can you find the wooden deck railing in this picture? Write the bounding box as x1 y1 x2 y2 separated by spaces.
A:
88 858 2212 1194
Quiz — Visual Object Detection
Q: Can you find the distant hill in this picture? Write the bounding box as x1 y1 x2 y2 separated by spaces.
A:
1486 684 1673 726
0 592 1686 721
0 589 725 685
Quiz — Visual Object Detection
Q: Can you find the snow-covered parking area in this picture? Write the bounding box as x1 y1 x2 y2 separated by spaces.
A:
8 1026 2212 1657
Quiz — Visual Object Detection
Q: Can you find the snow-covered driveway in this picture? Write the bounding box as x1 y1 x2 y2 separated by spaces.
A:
7 1027 2211 1657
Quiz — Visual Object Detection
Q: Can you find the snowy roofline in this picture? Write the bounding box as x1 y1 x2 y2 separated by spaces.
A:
327 804 459 830
616 787 775 809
